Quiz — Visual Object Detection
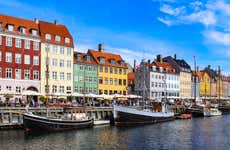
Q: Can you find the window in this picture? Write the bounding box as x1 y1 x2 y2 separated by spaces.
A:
110 67 113 73
52 85 57 93
60 72 64 80
16 86 21 93
119 79 122 85
32 29 37 36
60 59 64 67
33 56 39 65
114 68 117 74
15 69 21 79
123 69 126 75
0 68 2 78
33 41 39 50
65 37 70 43
19 27 25 34
8 25 14 31
59 86 64 93
105 77 108 84
67 47 71 56
6 52 12 62
52 58 57 66
66 86 71 91
123 79 126 86
110 59 115 65
121 61 125 67
15 38 21 48
6 68 12 78
6 37 12 46
77 54 81 60
53 45 57 54
6 86 12 91
99 77 103 84
105 67 108 73
99 66 103 72
24 70 30 80
67 73 71 80
0 36 2 45
24 55 30 64
100 57 105 64
33 71 39 80
110 78 113 85
45 34 51 40
25 40 30 49
67 60 71 68
114 78 118 85
55 35 61 42
52 72 57 80
45 44 50 52
60 46 64 54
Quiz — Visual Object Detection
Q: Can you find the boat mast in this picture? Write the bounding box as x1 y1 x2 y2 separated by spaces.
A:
194 56 197 105
83 64 86 107
45 46 49 107
218 66 221 105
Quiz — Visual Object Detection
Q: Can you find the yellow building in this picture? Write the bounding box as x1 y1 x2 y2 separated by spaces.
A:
198 71 211 97
88 44 128 95
39 20 74 97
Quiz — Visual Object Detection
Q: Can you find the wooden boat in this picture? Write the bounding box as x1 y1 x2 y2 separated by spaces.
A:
113 102 175 126
203 108 222 117
176 113 192 119
23 107 93 132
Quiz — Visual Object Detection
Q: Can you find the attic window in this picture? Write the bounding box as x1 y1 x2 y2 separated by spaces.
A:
77 54 81 60
19 27 26 34
65 37 70 43
7 25 14 32
110 59 115 65
100 57 105 64
86 55 91 62
31 29 37 36
45 34 51 40
55 35 61 42
152 66 156 71
120 60 125 67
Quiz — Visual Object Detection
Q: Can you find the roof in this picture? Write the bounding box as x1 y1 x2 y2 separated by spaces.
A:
88 49 128 68
128 72 135 80
0 14 39 37
163 56 191 72
151 61 177 74
73 52 97 65
39 21 74 47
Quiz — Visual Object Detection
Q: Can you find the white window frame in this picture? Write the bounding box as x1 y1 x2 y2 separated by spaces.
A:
6 52 12 63
52 58 57 66
8 25 14 31
15 54 21 64
6 68 12 78
24 55 30 65
15 69 21 79
24 40 30 49
6 37 12 47
24 70 30 80
60 59 64 67
15 38 21 48
60 72 64 80
67 47 71 56
33 41 39 50
65 37 70 43
33 56 39 65
33 70 39 80
67 60 71 68
55 35 61 42
45 34 51 40
60 46 64 54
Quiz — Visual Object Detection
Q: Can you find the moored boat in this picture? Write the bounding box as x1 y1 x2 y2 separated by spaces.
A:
176 113 192 119
23 107 93 132
203 108 222 117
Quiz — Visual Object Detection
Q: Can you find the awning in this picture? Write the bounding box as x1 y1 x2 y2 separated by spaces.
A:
22 90 41 96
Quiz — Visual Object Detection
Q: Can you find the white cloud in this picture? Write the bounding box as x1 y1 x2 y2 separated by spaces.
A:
157 17 173 26
204 30 230 46
160 4 185 16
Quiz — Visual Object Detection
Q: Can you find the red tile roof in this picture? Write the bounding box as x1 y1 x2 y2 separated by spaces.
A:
88 49 128 68
0 14 39 37
39 21 74 47
128 72 135 80
73 52 97 65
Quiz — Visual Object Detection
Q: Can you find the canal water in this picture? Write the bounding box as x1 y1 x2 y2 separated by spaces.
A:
1 115 230 150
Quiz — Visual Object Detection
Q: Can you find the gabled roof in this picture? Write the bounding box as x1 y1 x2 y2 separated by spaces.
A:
39 21 74 47
163 56 191 72
88 49 128 68
73 52 97 65
0 14 39 37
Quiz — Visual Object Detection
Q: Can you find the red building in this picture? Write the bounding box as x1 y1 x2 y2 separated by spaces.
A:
0 14 41 103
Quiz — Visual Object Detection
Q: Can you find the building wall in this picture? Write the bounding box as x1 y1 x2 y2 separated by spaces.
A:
98 65 128 95
40 43 73 95
222 81 228 97
200 73 211 97
179 72 192 97
149 72 165 100
166 73 180 98
73 63 98 94
211 82 216 97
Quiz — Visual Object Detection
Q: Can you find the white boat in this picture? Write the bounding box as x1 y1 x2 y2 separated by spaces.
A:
93 120 110 126
203 108 222 117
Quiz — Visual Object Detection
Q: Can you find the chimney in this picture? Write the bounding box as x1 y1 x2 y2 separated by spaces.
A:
54 20 58 25
98 43 104 52
174 54 177 60
148 59 151 64
156 54 162 62
34 18 39 24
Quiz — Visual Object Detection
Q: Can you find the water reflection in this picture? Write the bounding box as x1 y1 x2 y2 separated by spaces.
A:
1 116 230 150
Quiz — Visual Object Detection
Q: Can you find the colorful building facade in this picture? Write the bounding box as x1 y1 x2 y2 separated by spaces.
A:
73 52 98 94
89 44 128 95
0 14 41 102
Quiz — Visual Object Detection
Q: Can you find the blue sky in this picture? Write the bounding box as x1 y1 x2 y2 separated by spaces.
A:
1 0 230 73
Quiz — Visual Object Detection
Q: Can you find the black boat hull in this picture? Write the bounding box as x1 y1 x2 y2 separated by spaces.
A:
114 111 174 126
23 114 93 132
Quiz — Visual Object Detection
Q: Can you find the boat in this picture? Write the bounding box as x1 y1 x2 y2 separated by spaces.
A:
203 108 222 117
176 113 192 119
93 120 110 126
23 107 93 131
113 102 175 126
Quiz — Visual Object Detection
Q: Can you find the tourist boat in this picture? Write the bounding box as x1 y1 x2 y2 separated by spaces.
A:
176 113 192 119
203 108 222 117
23 107 93 132
113 102 175 126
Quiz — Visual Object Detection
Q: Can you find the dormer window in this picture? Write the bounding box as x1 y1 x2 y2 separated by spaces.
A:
99 57 105 64
55 35 61 42
120 60 125 67
77 54 81 60
152 66 156 71
19 27 26 34
45 34 51 40
86 55 91 62
110 59 115 65
159 67 163 72
31 29 37 36
0 23 2 30
7 25 14 32
65 37 70 43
